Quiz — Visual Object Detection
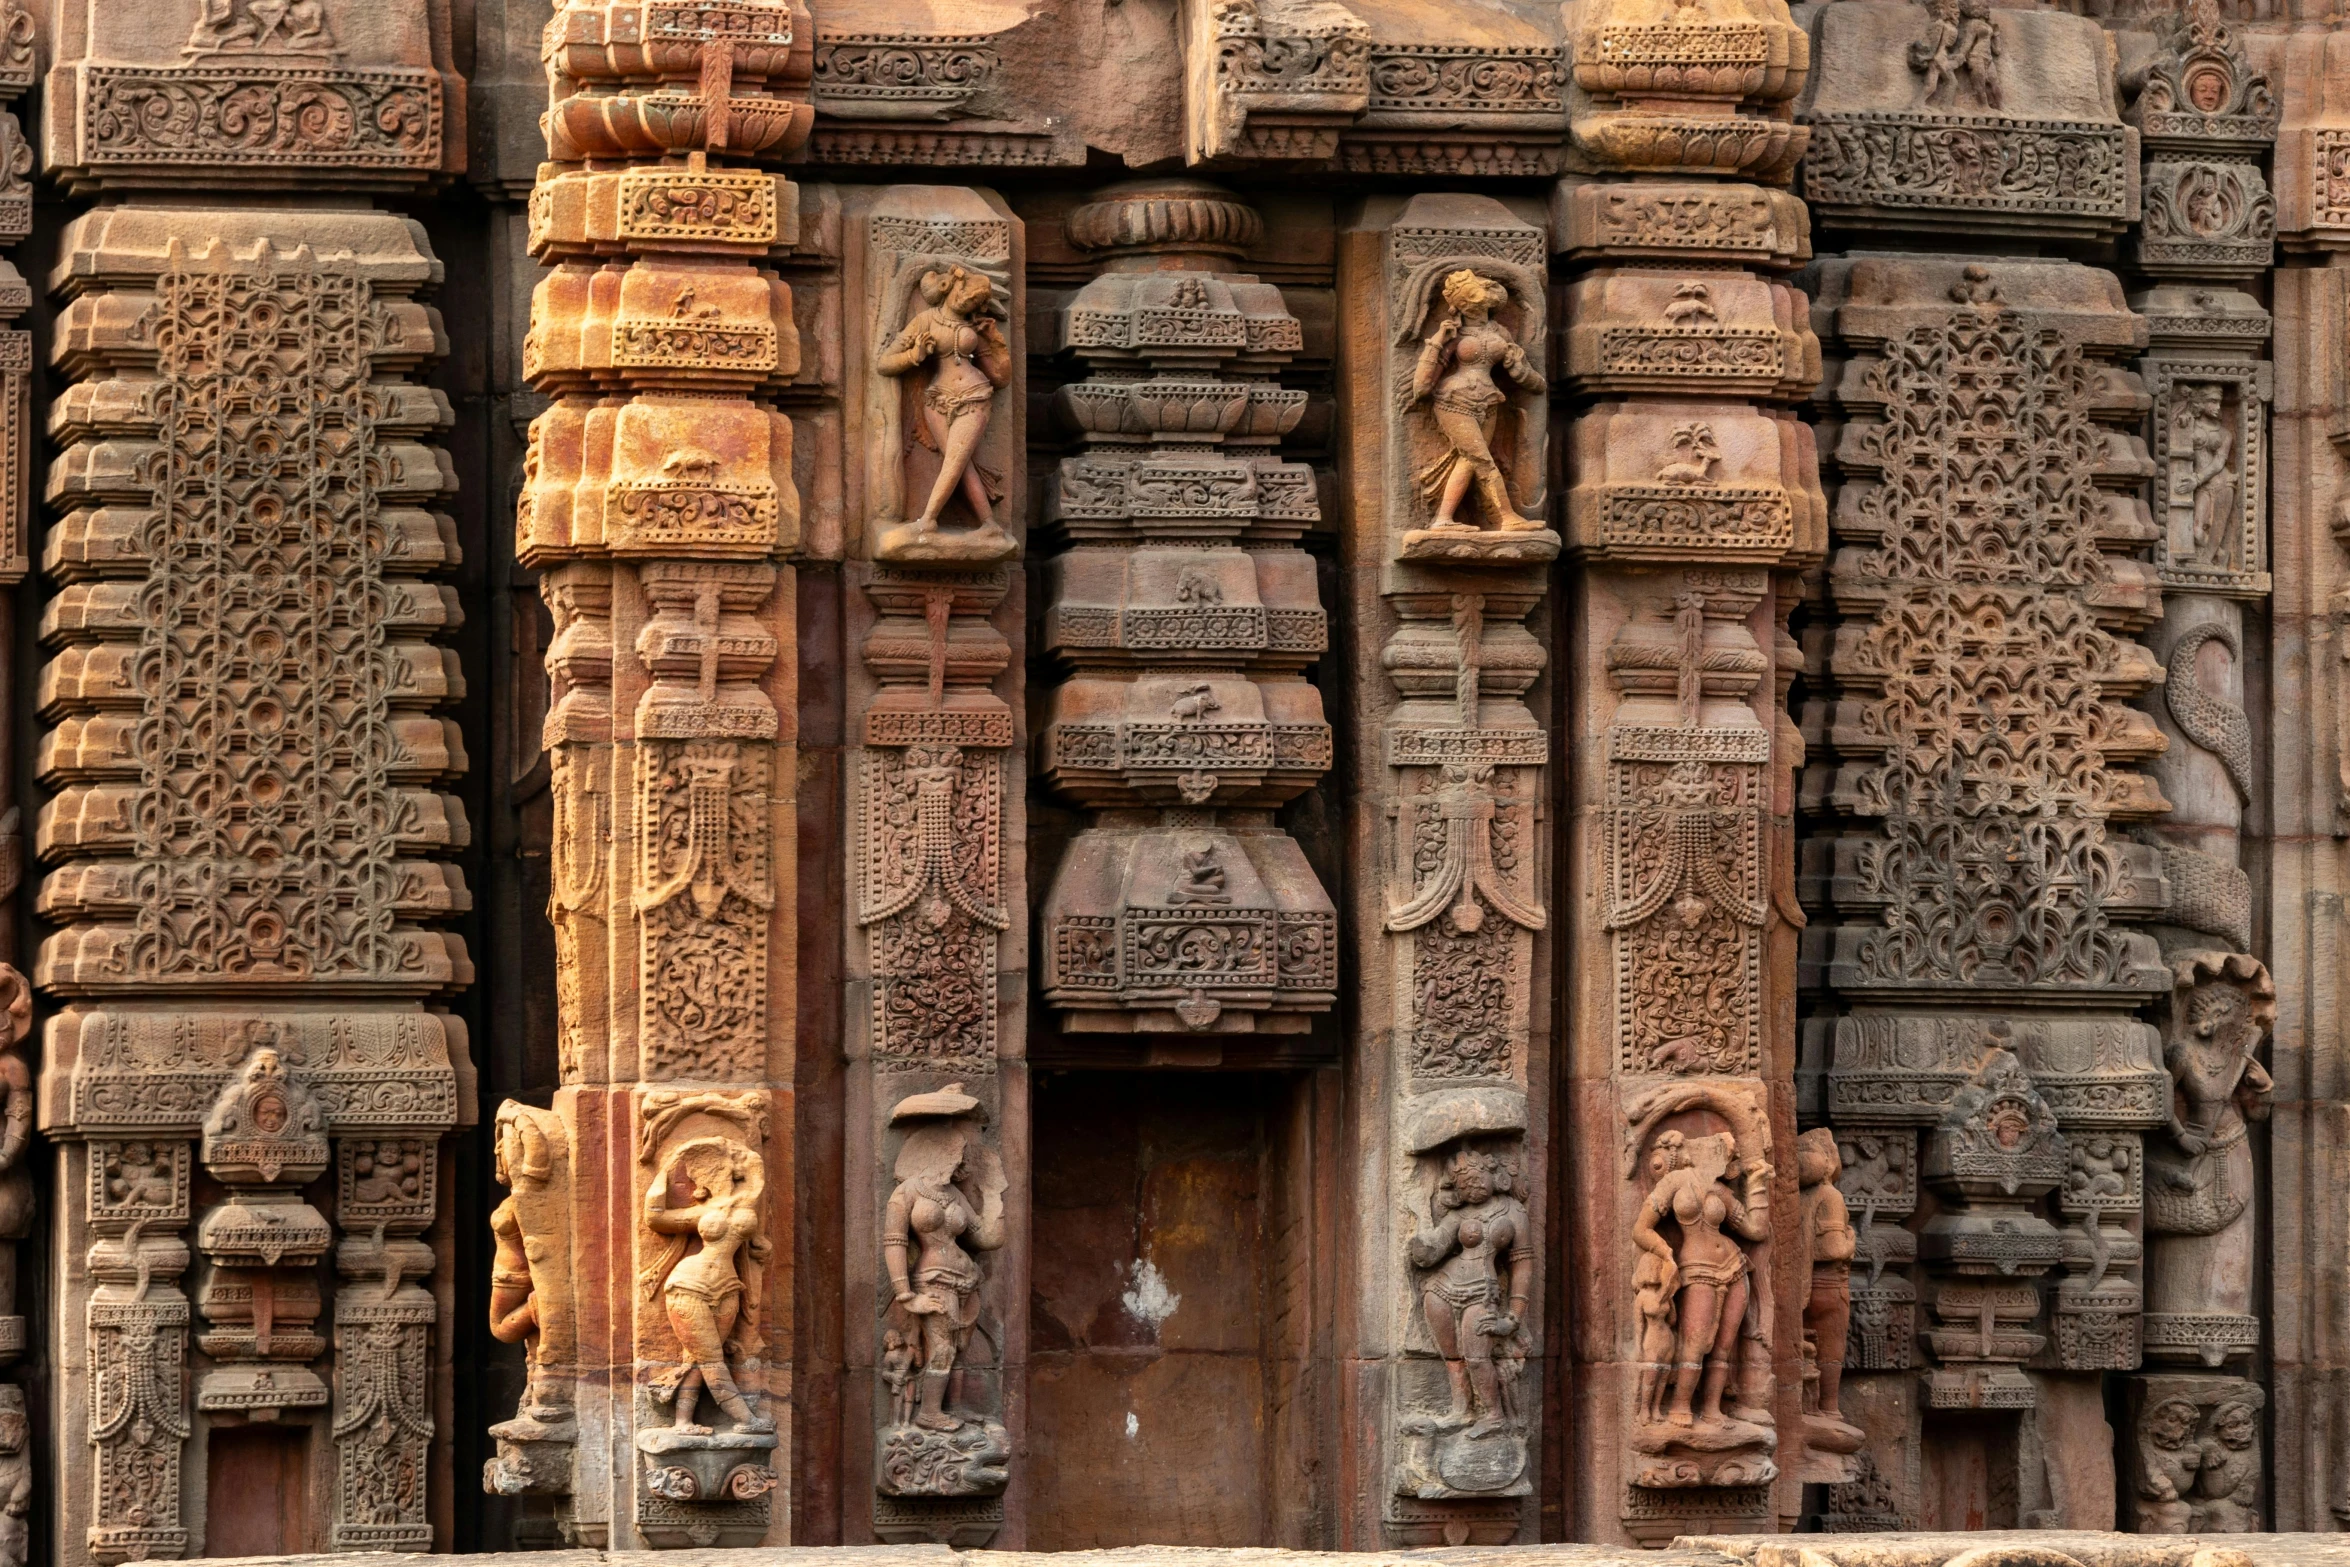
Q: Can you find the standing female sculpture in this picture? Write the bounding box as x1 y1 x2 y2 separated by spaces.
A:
641 1137 774 1435
877 265 1012 544
1631 1129 1773 1441
1411 269 1546 534
883 1113 1007 1432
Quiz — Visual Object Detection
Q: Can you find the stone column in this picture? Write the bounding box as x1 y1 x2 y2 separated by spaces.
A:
2265 15 2350 1534
1336 190 1556 1549
1034 181 1336 1041
2115 5 2279 1532
36 4 472 1557
835 185 1029 1549
1793 0 2163 1532
1553 0 1825 1543
499 0 812 1548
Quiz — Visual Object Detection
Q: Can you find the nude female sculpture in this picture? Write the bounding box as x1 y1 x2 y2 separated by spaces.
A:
1632 1129 1773 1439
641 1136 774 1435
1411 269 1546 533
883 1119 1007 1432
878 265 1012 542
1406 1146 1533 1438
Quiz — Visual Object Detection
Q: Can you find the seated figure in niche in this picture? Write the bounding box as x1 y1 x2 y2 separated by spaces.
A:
878 265 1013 551
1412 269 1546 533
2192 1399 2261 1532
641 1138 774 1435
1631 1129 1773 1445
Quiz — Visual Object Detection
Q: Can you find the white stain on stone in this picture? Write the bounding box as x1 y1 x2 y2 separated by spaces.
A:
1121 1257 1181 1326
1125 1411 1140 1440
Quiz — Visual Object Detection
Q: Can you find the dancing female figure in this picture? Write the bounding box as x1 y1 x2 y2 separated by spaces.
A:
642 1137 774 1434
877 265 1012 539
1411 269 1546 533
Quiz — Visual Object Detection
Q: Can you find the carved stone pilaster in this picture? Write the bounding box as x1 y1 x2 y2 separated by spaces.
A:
1037 181 1335 1039
839 184 1027 1548
1337 192 1551 1549
40 204 472 1564
508 0 809 1547
1557 0 1823 1539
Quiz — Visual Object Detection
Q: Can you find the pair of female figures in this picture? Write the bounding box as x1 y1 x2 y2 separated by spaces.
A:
1632 1129 1773 1442
1412 269 1546 534
641 1138 774 1435
877 265 1012 544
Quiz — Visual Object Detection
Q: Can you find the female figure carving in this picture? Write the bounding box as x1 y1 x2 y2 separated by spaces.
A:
2173 384 2238 565
641 1137 774 1434
1412 269 1545 533
877 265 1012 542
883 1116 1007 1432
1631 1129 1773 1441
1406 1145 1533 1438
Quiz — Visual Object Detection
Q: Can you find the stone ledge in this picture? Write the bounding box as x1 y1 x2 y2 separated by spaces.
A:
119 1536 2350 1567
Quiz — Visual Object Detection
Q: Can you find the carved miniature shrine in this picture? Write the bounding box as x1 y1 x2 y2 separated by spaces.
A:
0 0 2338 1559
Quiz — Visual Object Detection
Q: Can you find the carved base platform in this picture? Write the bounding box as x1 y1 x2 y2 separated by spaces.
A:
2142 1310 2260 1367
875 520 1019 564
1399 525 1561 564
872 1492 1005 1547
1384 1495 1526 1547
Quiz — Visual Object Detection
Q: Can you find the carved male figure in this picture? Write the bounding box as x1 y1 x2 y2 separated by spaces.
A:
641 1138 774 1435
488 1103 565 1422
0 1388 24 1567
1406 1145 1533 1437
1412 269 1545 532
1796 1128 1862 1450
2137 1396 2203 1531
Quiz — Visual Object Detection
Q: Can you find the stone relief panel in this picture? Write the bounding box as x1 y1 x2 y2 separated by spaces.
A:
43 0 460 191
41 205 471 1564
1038 181 1335 1037
1794 1 2140 241
509 0 808 1548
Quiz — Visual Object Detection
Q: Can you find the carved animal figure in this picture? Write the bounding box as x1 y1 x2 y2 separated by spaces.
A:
1169 683 1220 720
2164 623 2254 804
1663 282 1717 325
1655 422 1721 485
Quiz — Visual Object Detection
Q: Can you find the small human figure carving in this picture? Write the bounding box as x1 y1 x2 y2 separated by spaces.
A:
1631 1129 1773 1442
883 1091 1007 1434
1911 0 2000 107
2172 384 2239 566
489 1104 566 1423
1406 1146 1532 1438
2192 1399 2262 1531
2137 1396 2203 1532
877 265 1013 540
1170 843 1231 906
1411 269 1546 532
1796 1129 1864 1453
641 1137 774 1435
